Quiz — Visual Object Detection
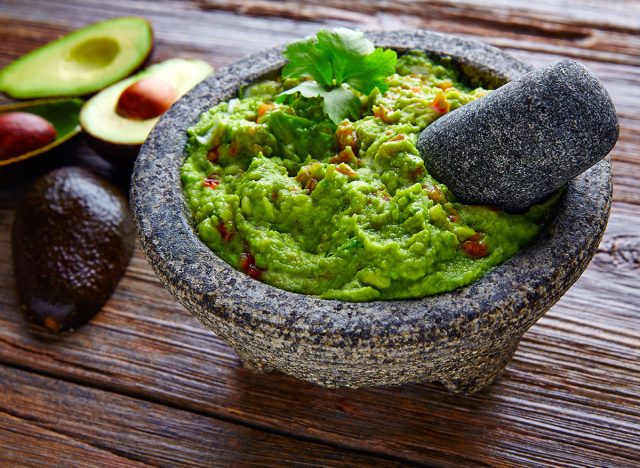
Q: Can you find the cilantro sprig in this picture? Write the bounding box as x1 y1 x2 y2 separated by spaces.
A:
279 28 397 124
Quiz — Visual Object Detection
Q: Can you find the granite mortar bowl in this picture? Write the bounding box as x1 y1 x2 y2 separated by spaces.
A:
130 31 612 394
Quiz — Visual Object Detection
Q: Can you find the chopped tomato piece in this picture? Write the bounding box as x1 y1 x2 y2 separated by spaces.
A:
336 163 356 177
217 223 233 242
336 120 358 153
257 103 274 120
409 166 425 180
229 141 240 157
239 252 264 279
432 91 450 114
329 148 357 165
374 105 394 124
462 239 489 258
425 185 445 202
207 146 219 162
246 264 264 279
202 176 220 189
306 178 318 193
239 252 253 271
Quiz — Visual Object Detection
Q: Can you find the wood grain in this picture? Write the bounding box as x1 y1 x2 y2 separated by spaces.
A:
0 0 639 466
0 365 398 467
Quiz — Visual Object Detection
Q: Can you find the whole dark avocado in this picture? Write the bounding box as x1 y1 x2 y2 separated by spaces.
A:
12 167 135 332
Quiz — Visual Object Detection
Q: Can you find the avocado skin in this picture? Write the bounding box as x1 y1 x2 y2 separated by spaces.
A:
85 132 141 168
12 166 135 332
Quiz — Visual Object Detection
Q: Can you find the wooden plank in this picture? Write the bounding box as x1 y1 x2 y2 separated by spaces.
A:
0 365 400 467
0 412 145 468
0 203 638 466
1 0 640 68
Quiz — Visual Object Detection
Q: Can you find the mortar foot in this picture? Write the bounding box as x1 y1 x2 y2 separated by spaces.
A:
235 348 275 373
440 340 520 394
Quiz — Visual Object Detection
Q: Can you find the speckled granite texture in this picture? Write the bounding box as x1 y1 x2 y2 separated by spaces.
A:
418 59 618 212
130 31 613 394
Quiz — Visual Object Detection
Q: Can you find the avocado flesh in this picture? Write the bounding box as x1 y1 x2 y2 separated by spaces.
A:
0 98 83 166
0 17 152 98
80 58 213 145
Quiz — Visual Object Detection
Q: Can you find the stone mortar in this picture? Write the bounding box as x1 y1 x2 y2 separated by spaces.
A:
130 30 612 394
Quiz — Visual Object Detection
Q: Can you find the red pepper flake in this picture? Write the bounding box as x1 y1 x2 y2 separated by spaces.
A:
437 80 453 90
390 134 405 141
207 146 219 162
239 253 264 279
257 102 274 120
462 239 489 258
202 176 220 189
217 223 233 242
432 91 450 114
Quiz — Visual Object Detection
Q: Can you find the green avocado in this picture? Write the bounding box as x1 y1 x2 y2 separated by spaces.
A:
181 52 558 301
80 58 213 163
12 167 135 332
0 17 153 99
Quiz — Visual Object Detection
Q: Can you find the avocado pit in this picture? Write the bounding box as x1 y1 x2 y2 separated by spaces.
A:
80 57 213 164
0 112 56 160
116 77 177 120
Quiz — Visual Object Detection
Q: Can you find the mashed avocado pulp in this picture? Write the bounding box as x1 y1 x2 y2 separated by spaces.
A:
181 52 556 301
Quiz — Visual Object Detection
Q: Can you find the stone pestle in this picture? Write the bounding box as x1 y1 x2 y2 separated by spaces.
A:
417 59 619 212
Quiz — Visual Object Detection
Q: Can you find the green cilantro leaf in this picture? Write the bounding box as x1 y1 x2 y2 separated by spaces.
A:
322 87 361 123
281 37 333 89
280 81 360 124
281 28 397 123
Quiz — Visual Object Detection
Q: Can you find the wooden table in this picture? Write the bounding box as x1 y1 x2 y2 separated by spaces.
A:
1 1 639 466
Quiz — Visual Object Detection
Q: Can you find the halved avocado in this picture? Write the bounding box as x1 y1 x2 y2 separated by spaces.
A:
0 17 153 99
0 99 83 167
80 58 213 164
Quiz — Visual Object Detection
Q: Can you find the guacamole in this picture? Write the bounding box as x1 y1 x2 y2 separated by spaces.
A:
181 51 555 301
